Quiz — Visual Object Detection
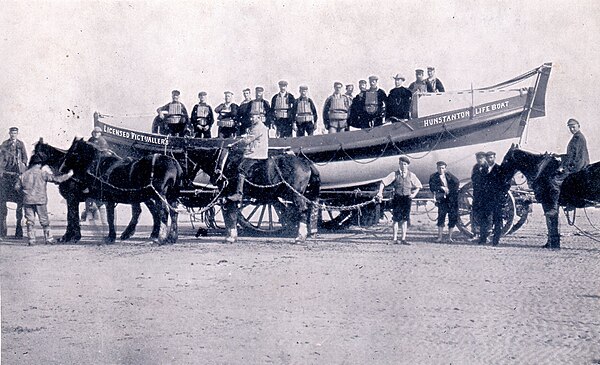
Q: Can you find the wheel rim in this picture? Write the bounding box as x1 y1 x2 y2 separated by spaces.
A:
237 199 297 234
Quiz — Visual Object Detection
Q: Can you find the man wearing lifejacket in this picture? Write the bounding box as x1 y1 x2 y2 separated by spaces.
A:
323 82 351 133
426 66 446 93
561 118 589 174
291 86 318 136
237 88 253 135
215 91 239 139
245 86 271 130
228 114 269 202
156 90 190 137
387 73 413 121
270 81 295 138
1 127 28 174
361 75 387 128
190 91 214 139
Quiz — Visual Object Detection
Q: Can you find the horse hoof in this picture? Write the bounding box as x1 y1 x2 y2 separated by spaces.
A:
224 237 236 244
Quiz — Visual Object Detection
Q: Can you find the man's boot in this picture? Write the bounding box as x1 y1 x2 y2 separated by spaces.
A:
26 224 36 246
228 176 245 202
43 227 55 244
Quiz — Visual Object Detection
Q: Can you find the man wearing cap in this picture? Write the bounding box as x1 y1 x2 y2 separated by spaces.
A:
387 73 413 121
376 156 422 245
471 151 488 240
361 75 387 128
426 66 446 93
1 127 28 173
15 153 73 245
349 80 368 129
246 87 271 130
323 82 351 134
561 119 589 174
156 90 190 137
270 81 296 138
344 84 354 101
429 161 460 242
215 91 239 138
237 88 253 135
291 86 318 137
88 127 109 151
190 92 214 138
79 126 109 223
479 151 509 246
408 69 428 94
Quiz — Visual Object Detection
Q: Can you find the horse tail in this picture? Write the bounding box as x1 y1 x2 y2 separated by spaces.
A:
305 163 321 202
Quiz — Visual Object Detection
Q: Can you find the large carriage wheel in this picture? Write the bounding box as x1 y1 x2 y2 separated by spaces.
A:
318 206 355 230
237 199 298 234
456 182 516 238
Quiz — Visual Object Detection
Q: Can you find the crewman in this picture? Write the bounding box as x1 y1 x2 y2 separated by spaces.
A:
561 118 589 174
345 84 354 101
156 90 190 137
361 75 387 128
88 126 109 151
271 80 295 138
190 92 214 138
479 151 508 246
408 69 428 94
291 86 318 136
237 88 253 134
323 82 351 133
247 86 271 129
471 151 488 241
1 127 28 172
349 80 368 129
376 156 422 245
15 152 73 245
214 91 239 138
429 161 460 243
426 66 446 93
228 113 269 203
80 127 109 224
386 73 413 121
358 79 368 94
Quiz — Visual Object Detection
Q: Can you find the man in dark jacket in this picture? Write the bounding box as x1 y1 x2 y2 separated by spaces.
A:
156 90 190 137
215 91 239 138
429 161 460 242
426 66 446 93
190 92 214 138
561 118 589 174
1 127 28 173
361 75 387 128
470 151 488 241
291 86 318 136
387 73 413 121
271 81 295 138
479 151 509 246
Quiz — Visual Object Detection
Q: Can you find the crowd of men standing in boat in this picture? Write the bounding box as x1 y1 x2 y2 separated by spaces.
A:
151 67 445 139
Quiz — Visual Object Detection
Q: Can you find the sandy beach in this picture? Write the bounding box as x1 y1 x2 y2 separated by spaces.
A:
1 203 599 364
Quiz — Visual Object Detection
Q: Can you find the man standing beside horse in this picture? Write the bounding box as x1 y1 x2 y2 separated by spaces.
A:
479 151 509 246
1 127 28 172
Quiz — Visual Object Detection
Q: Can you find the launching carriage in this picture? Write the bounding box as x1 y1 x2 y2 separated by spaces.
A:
91 63 553 237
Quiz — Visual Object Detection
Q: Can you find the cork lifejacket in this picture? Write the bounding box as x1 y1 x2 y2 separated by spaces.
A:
274 94 290 118
250 100 266 116
295 99 314 123
364 91 379 115
167 102 183 124
196 104 210 126
217 104 235 128
394 170 415 197
328 95 349 120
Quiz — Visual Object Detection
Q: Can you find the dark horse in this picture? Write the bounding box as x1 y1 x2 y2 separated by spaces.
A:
188 144 321 242
34 140 166 243
0 149 24 238
502 144 600 249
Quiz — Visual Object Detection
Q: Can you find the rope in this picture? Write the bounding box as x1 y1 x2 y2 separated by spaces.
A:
338 140 391 165
563 207 600 243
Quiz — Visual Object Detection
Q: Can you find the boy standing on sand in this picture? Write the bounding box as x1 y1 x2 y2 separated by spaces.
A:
376 156 422 245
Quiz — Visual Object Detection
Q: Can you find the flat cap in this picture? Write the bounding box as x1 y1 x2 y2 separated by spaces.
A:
243 88 251 92
30 153 45 165
567 118 580 126
392 73 405 81
368 75 378 81
359 79 367 84
436 161 447 167
299 85 308 91
345 84 353 88
171 90 180 96
198 91 207 96
399 156 410 164
9 127 18 132
255 86 264 92
334 82 343 87
415 69 424 75
224 91 233 95
92 126 102 133
427 66 435 71
485 151 496 157
475 151 486 157
278 80 288 86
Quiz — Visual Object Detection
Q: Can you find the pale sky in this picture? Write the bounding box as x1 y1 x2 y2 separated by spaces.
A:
1 0 598 158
